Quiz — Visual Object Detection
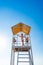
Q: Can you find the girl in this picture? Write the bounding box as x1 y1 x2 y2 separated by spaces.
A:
18 33 24 45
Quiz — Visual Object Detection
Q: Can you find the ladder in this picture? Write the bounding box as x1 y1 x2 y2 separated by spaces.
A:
17 48 33 65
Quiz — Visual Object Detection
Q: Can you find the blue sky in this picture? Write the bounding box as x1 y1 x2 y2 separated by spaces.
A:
0 0 43 65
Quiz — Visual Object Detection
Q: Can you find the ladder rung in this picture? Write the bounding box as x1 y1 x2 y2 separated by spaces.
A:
18 61 30 62
18 54 29 55
18 57 29 58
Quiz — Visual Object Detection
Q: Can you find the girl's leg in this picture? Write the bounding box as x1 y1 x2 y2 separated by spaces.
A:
22 42 24 46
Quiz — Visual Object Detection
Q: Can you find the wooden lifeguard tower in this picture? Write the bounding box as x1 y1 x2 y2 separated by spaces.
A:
10 23 34 65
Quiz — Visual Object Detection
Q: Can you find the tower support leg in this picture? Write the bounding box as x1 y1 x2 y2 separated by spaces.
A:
10 49 15 65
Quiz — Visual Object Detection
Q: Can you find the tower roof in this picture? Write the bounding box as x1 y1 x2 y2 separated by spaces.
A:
11 23 31 35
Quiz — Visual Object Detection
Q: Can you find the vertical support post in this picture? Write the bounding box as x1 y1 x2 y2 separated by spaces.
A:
29 34 34 65
29 50 31 65
10 49 12 65
17 48 19 65
17 34 18 46
13 50 15 65
10 48 15 65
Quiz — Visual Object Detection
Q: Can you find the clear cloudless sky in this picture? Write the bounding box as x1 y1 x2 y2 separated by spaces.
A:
0 0 43 65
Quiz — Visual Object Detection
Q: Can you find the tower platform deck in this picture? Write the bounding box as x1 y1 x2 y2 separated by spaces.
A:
12 45 31 52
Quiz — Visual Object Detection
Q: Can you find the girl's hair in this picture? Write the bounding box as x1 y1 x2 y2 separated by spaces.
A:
21 33 23 35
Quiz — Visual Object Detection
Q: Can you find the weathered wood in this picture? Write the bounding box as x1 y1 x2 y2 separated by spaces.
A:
13 47 31 52
11 23 31 35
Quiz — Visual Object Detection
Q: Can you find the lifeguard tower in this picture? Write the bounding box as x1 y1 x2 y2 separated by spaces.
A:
10 23 34 65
